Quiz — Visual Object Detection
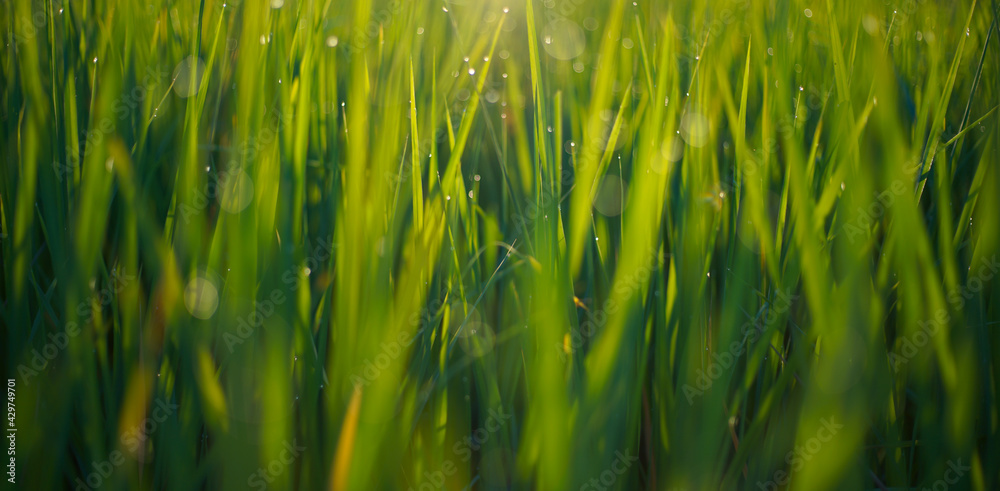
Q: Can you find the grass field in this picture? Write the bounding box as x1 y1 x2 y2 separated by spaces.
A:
2 0 1000 489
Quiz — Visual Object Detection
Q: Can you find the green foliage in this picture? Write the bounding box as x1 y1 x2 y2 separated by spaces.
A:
2 0 998 489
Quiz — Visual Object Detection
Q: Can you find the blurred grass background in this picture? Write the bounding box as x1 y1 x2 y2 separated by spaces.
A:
2 0 999 489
